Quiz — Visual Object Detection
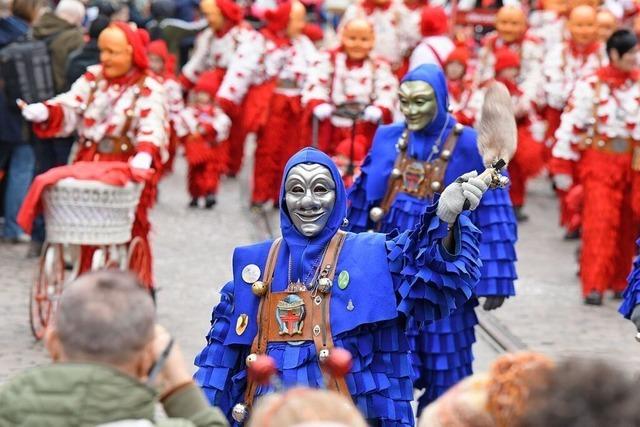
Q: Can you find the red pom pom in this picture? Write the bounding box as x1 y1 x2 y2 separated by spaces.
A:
248 355 277 385
325 348 353 379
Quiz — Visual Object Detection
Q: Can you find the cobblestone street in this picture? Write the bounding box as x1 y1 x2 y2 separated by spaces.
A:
1 154 638 382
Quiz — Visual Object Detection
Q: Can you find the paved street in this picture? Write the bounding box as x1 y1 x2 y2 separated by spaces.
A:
1 151 638 383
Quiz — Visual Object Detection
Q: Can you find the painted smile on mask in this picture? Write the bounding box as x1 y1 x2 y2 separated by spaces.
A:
285 163 336 237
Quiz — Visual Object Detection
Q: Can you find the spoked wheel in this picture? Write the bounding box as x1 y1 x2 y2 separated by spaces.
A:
127 236 154 299
30 243 65 339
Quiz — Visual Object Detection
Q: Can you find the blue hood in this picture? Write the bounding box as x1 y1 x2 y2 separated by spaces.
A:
279 148 347 283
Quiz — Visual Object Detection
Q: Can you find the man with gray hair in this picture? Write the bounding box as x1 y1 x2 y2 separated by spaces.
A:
0 271 228 427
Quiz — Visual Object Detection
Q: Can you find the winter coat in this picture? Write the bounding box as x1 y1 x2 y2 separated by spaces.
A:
0 363 229 427
0 16 29 144
33 12 84 94
65 39 100 90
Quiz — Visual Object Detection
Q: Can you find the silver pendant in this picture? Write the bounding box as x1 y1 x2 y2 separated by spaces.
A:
347 299 354 311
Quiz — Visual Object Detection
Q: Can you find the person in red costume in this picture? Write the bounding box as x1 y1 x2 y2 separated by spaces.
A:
215 1 320 207
340 0 415 78
543 4 606 238
529 0 569 50
478 49 545 222
331 134 367 188
148 39 185 177
444 47 474 126
19 22 169 285
409 6 455 71
476 6 545 109
550 29 640 305
596 8 618 42
181 71 232 209
301 18 397 155
180 0 252 178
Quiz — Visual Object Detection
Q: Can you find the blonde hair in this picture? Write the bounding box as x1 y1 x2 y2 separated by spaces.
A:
247 388 367 427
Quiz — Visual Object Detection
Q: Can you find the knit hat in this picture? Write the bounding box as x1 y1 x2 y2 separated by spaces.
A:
147 39 176 77
216 0 243 24
494 48 520 73
111 22 149 70
265 1 292 34
421 6 449 37
194 70 223 98
445 46 470 67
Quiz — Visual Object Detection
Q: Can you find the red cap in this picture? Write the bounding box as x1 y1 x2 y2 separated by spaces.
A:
303 22 324 42
147 39 176 77
194 70 223 97
335 135 367 162
494 48 521 73
216 0 243 24
111 22 149 70
445 46 470 67
421 6 449 37
265 1 292 34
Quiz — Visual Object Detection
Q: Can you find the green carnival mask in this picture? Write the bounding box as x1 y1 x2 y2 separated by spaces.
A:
398 81 438 131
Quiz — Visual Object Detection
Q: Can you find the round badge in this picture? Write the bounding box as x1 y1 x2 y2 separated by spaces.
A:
242 264 261 284
338 270 350 290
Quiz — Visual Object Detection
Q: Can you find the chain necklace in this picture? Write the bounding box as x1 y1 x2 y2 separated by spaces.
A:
403 114 451 163
286 242 330 292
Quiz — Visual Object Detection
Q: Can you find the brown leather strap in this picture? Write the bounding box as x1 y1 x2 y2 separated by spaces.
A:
376 129 410 228
244 238 282 407
311 231 350 398
120 76 147 139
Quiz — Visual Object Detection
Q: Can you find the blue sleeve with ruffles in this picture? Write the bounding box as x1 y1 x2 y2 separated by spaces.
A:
193 281 247 417
346 159 377 233
469 186 518 297
619 241 640 318
386 201 482 323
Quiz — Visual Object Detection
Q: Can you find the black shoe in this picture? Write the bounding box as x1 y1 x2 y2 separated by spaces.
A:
226 173 237 179
564 229 581 240
205 194 217 209
613 291 625 300
189 198 199 208
584 291 603 306
513 206 529 222
26 241 43 259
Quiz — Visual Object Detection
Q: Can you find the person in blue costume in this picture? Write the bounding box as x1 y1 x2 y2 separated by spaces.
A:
194 146 493 426
346 64 518 414
619 239 640 330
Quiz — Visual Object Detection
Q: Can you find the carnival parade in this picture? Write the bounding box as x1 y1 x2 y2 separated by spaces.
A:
1 0 640 424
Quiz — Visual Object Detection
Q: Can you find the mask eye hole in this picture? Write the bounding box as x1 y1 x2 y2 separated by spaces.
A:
290 185 305 194
314 184 328 194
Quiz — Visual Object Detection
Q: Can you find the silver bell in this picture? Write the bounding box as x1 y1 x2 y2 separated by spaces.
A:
390 168 402 179
440 150 451 161
232 403 249 423
318 349 330 363
396 138 408 151
317 277 332 293
246 353 257 366
369 207 385 222
430 181 442 192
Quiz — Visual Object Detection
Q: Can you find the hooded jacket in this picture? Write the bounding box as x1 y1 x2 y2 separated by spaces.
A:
33 11 84 93
0 363 228 427
0 15 29 144
195 147 483 426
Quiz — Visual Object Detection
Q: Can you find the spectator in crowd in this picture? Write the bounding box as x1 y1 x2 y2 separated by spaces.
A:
0 270 229 427
33 0 85 94
145 0 177 40
0 0 44 244
248 388 368 427
518 358 640 427
65 14 110 88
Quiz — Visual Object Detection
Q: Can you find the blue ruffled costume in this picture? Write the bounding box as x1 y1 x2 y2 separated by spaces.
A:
194 147 483 426
619 238 640 319
346 65 518 413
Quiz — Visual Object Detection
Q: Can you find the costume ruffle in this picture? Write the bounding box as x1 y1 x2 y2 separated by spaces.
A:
620 240 640 318
469 187 518 297
196 287 418 426
387 201 482 323
408 300 478 414
346 168 375 232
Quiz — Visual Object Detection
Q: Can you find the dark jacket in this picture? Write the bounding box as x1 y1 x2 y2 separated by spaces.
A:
65 39 100 90
0 16 29 145
32 12 84 94
0 363 229 427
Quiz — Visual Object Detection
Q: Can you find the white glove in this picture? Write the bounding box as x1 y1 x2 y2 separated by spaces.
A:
130 152 153 170
553 173 573 191
437 171 490 224
214 111 232 142
21 102 49 123
363 105 383 123
313 103 334 120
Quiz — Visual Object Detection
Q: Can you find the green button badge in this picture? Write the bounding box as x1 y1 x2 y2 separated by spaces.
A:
338 270 350 290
